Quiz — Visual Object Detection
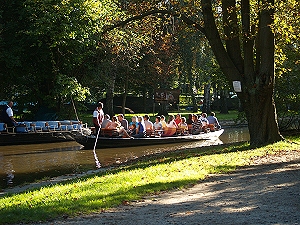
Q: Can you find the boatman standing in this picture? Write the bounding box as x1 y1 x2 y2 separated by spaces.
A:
1 101 17 127
93 102 104 135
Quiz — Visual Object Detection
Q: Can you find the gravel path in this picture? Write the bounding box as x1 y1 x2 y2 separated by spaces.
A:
36 151 300 225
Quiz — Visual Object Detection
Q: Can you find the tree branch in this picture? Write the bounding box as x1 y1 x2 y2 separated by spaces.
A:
180 14 206 35
102 9 205 35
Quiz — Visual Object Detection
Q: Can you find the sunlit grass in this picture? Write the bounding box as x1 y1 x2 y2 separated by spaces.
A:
1 136 299 224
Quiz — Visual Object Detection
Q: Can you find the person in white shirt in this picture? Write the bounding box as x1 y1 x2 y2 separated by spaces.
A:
143 114 153 130
1 101 17 127
153 116 163 130
199 113 209 132
101 114 111 129
92 102 104 134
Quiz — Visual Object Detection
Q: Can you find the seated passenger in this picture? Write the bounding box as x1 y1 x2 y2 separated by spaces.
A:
153 116 163 136
174 113 182 126
118 114 128 130
186 114 193 125
128 116 138 135
129 123 137 135
207 112 221 131
186 114 193 134
106 116 130 138
160 115 167 128
192 114 203 135
101 114 111 129
129 116 138 130
153 116 163 130
179 117 188 135
199 113 209 132
144 114 154 136
162 115 177 136
166 115 178 128
133 116 145 138
144 114 154 130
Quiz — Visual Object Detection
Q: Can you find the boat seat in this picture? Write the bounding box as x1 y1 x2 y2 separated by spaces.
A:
23 122 35 132
153 129 164 137
47 121 61 131
161 127 176 137
176 128 183 136
145 129 155 137
0 123 6 132
32 121 48 132
100 128 119 137
187 124 193 134
208 124 215 131
72 123 82 130
2 123 15 133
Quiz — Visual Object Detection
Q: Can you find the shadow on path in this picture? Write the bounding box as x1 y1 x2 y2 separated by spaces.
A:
39 156 300 225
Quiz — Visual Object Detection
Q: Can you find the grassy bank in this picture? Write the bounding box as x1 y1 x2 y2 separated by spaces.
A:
1 137 299 224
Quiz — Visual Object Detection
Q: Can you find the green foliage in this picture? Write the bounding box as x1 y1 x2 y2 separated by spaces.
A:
1 0 299 127
273 0 300 116
54 74 90 101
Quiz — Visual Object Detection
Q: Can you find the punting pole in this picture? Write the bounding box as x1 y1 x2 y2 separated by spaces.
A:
92 127 101 168
70 96 80 122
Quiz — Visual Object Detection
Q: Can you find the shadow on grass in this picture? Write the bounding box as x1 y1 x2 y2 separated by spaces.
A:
3 139 294 224
0 179 202 224
106 141 252 174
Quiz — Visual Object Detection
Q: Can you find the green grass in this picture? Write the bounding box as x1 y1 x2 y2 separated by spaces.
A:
1 136 300 224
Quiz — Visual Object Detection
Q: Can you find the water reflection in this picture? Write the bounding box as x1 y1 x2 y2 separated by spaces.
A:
0 127 249 188
219 126 250 143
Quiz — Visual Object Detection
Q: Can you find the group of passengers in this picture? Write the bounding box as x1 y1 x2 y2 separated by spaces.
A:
93 102 221 138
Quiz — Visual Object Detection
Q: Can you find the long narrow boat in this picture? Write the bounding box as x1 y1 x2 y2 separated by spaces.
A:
0 120 84 146
0 131 76 146
74 129 224 149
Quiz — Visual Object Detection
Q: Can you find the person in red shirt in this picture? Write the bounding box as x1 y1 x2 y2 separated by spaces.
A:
174 113 182 126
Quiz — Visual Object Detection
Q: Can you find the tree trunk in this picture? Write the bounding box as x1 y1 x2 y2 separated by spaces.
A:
219 90 228 114
200 0 283 146
187 72 198 112
203 83 211 113
106 88 114 116
105 71 116 116
121 74 128 115
242 88 282 146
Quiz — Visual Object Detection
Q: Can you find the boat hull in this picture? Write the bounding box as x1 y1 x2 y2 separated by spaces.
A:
0 131 76 146
75 129 224 149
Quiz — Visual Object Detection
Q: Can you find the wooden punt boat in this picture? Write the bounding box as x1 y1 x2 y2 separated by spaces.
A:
74 129 224 149
0 131 76 146
0 120 82 146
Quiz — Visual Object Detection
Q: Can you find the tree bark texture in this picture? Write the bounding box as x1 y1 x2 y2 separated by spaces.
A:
203 83 211 113
121 74 128 115
105 70 116 117
201 0 283 145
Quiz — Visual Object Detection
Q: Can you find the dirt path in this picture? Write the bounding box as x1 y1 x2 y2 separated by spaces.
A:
34 151 300 225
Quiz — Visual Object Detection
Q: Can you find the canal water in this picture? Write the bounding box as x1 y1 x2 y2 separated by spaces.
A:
0 127 249 189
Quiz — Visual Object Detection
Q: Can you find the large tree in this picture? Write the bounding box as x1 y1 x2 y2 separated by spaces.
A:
202 0 282 146
105 0 291 146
